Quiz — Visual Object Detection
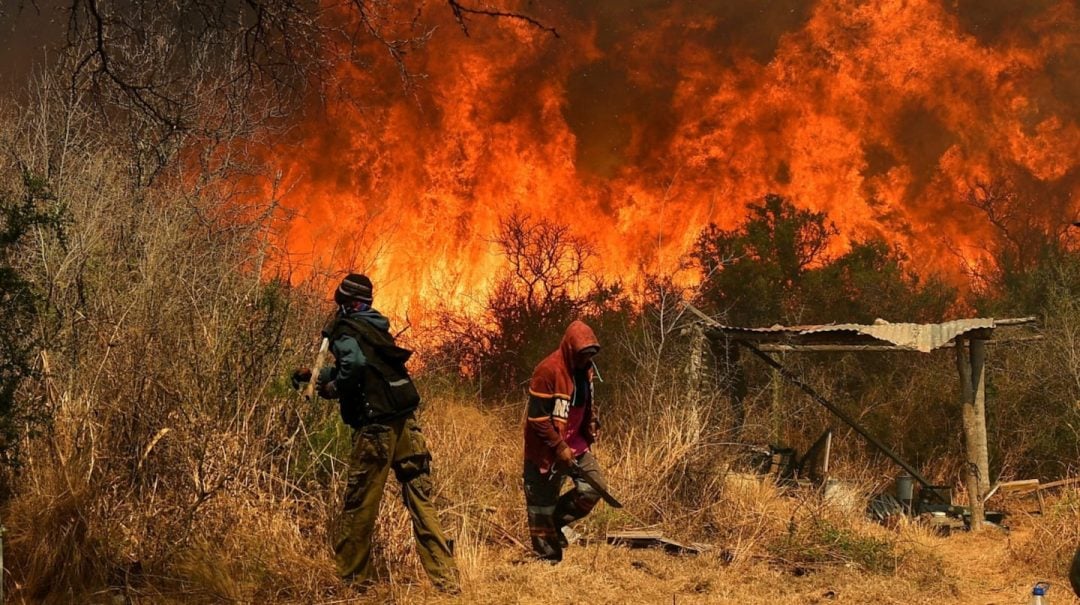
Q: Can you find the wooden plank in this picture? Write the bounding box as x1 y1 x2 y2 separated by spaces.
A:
683 303 720 326
1038 477 1080 491
985 479 1041 502
994 316 1038 326
607 530 664 540
997 479 1040 493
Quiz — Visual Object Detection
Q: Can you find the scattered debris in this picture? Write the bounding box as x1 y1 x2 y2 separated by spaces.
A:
920 511 966 535
985 478 1040 501
862 476 1009 531
866 493 905 523
560 526 582 546
824 479 864 516
1037 476 1080 492
629 559 670 579
607 531 707 555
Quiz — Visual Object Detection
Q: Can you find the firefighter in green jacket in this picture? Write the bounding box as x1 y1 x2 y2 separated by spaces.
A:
293 274 459 592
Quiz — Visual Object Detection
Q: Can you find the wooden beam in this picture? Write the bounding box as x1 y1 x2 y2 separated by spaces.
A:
683 302 718 325
771 364 783 443
1037 477 1080 491
985 479 1040 502
750 336 1043 352
994 316 1038 326
758 344 923 352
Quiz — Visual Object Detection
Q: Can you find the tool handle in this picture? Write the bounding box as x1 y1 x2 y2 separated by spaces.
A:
303 337 330 400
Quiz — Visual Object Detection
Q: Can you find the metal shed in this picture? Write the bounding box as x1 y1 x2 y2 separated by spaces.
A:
684 304 1039 529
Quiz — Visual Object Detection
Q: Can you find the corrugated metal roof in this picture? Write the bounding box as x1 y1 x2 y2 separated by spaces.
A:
709 318 997 352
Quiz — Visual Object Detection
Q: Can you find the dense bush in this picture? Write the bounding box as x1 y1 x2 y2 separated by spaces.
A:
0 172 65 474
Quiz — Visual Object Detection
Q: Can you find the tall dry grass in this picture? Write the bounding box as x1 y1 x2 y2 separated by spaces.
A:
1012 489 1080 575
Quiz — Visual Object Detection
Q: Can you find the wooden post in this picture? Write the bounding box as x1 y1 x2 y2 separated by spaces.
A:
956 336 987 530
970 339 991 500
686 323 706 404
771 360 783 444
712 337 749 438
726 343 748 439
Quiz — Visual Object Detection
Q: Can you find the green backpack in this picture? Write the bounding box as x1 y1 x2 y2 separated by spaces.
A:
331 318 421 420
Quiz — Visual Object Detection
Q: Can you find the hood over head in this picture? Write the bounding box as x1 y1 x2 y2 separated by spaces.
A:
560 320 600 371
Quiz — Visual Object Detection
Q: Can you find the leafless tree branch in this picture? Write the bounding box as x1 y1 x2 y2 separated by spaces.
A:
446 0 559 38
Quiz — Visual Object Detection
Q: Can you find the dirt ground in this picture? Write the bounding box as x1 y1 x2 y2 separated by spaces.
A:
352 514 1078 605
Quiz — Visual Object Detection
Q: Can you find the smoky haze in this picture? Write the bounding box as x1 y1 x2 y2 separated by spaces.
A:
0 0 66 91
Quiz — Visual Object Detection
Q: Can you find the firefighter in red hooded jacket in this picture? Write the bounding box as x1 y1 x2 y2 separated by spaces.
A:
523 320 607 562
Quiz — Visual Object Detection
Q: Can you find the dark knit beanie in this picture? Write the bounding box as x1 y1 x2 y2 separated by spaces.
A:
335 273 373 306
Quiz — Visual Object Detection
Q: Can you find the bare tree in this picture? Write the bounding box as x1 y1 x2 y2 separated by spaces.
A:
429 211 609 399
493 210 594 316
59 0 557 185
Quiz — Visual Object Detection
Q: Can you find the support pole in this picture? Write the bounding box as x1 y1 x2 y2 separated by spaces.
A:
970 339 990 497
738 340 940 493
971 339 990 529
956 337 988 530
686 322 706 404
724 342 748 439
771 363 783 444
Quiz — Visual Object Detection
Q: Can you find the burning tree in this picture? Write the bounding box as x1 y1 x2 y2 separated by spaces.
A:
432 211 623 399
692 194 954 326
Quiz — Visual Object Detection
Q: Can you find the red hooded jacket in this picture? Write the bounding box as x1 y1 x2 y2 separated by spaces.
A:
524 321 600 473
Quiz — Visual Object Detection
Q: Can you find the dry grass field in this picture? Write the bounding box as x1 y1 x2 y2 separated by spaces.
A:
8 392 1076 605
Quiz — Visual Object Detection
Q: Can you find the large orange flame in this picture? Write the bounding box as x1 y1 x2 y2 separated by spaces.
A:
268 0 1080 318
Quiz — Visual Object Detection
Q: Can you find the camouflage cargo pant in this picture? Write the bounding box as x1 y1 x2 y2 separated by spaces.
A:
523 451 604 562
334 413 459 590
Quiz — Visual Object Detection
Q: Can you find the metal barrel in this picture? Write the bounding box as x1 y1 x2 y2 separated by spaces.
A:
896 474 915 503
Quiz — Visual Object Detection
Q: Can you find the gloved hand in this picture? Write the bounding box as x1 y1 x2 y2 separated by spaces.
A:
290 367 312 390
554 442 575 471
317 379 339 400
